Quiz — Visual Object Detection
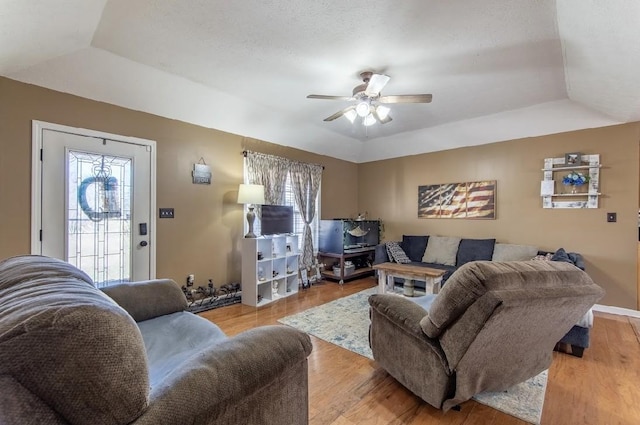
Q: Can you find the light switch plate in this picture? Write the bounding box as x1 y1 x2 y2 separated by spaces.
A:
606 212 616 223
159 208 175 218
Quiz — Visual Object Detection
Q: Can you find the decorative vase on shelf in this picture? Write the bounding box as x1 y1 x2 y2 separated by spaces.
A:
562 171 589 195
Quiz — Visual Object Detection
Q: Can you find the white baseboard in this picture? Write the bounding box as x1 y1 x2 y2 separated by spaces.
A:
593 304 640 318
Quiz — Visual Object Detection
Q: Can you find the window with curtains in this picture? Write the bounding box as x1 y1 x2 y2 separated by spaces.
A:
243 151 322 267
248 173 320 252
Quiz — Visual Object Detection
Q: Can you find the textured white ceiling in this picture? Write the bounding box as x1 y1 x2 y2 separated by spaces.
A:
558 0 640 122
0 0 107 74
2 0 636 163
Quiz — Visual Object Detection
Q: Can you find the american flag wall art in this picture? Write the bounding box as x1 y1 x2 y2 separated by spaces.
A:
418 181 496 219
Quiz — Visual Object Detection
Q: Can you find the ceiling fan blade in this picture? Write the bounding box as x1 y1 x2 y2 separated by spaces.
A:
372 108 393 124
307 94 353 101
364 74 390 97
378 94 433 104
324 105 355 122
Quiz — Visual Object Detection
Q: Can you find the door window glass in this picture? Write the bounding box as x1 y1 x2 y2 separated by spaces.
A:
67 150 132 286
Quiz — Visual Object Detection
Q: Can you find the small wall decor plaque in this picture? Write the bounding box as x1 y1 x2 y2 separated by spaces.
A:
564 152 582 167
192 157 211 184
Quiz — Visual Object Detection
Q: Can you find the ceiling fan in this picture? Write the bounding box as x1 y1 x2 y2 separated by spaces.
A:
307 71 432 126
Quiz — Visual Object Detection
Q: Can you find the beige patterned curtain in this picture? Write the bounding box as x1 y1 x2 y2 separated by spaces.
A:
289 162 323 267
245 152 289 218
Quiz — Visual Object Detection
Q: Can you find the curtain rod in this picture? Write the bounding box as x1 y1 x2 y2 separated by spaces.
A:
242 150 325 169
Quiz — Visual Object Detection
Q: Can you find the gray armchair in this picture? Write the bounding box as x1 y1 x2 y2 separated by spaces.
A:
368 260 604 411
0 255 312 425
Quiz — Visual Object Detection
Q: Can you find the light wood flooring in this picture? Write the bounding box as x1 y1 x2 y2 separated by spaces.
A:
199 277 640 425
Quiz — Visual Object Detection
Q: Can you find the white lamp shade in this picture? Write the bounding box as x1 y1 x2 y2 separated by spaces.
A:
344 109 357 123
237 184 265 205
363 114 377 126
376 105 390 120
355 101 371 117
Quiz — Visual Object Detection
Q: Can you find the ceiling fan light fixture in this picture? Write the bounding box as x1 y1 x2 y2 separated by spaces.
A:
307 72 432 125
363 114 376 126
355 101 370 117
376 105 390 120
344 109 357 123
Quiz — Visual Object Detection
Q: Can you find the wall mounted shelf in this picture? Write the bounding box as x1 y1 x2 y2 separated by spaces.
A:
546 192 602 197
541 165 602 172
541 154 601 209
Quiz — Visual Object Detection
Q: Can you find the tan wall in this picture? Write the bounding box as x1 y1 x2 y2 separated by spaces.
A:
0 77 358 286
2 76 638 309
358 124 640 309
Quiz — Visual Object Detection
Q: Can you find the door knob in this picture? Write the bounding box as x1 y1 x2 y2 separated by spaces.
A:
140 241 148 247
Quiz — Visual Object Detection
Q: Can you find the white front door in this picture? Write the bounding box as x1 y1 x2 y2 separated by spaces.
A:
32 122 156 286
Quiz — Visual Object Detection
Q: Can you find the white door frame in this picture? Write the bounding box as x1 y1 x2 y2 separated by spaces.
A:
31 120 157 279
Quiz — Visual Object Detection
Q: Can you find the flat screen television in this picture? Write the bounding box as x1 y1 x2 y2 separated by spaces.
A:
261 204 294 235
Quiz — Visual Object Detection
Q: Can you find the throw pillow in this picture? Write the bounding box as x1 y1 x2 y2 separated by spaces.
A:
568 252 584 270
401 235 429 262
386 242 411 264
456 238 496 267
422 236 461 266
491 243 539 262
551 248 573 264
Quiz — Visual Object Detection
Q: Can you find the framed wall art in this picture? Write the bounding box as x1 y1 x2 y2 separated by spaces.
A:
564 152 582 166
418 180 496 219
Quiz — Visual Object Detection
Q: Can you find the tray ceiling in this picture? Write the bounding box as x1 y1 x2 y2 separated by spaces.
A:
2 0 638 163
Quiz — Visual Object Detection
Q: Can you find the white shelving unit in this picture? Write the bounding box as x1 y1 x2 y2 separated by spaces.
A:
241 234 299 307
541 154 602 209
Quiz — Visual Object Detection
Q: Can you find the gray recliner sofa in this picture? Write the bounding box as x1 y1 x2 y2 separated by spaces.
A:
0 255 312 425
375 235 594 357
368 260 604 410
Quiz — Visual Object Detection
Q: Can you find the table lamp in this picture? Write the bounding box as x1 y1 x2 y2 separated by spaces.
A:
237 184 265 238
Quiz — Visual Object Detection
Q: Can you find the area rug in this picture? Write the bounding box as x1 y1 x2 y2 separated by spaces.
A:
277 287 547 424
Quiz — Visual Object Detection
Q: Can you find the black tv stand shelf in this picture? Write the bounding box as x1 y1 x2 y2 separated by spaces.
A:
317 220 379 284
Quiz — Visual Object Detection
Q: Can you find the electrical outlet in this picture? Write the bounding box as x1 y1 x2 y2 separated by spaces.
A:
159 208 174 218
607 212 617 223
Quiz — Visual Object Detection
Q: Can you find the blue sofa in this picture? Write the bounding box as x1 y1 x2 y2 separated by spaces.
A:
374 235 592 357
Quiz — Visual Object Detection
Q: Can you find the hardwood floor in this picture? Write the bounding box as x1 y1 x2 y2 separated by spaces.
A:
199 277 640 425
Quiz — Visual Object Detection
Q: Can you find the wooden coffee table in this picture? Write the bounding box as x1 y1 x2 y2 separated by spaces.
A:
373 262 446 296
